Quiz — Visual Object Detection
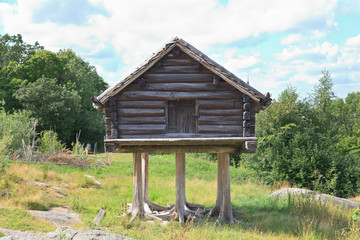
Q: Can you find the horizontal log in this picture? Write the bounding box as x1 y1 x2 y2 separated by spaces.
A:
125 82 235 92
198 115 242 122
119 124 166 130
119 129 166 135
142 74 213 83
117 91 240 100
117 100 165 108
119 116 166 124
118 108 165 117
198 125 243 133
160 58 195 66
198 100 242 109
199 109 242 116
198 120 241 125
147 65 211 74
117 133 243 139
113 145 243 153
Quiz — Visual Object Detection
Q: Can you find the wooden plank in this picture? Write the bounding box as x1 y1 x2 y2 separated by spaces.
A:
106 136 256 145
198 100 242 109
198 125 242 133
119 124 166 130
168 100 196 133
117 91 240 100
198 120 241 125
119 129 166 135
117 100 165 108
119 116 166 124
160 58 195 66
142 73 213 83
113 145 243 153
199 109 242 116
198 115 242 122
117 133 243 139
125 82 235 91
147 65 212 74
118 108 165 117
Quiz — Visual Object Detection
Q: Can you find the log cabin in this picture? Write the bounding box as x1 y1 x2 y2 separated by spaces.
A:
92 37 271 223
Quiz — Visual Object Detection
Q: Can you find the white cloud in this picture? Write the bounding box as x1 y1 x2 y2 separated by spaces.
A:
275 42 339 62
224 52 261 71
345 34 360 46
281 34 302 45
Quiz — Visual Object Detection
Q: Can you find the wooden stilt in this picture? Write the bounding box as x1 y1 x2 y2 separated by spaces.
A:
141 153 169 212
220 153 234 223
130 152 144 220
209 154 224 217
175 152 186 222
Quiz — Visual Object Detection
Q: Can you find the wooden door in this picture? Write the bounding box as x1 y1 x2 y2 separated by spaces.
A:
168 100 196 133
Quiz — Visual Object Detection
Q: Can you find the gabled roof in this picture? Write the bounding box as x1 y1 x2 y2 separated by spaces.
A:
92 37 271 110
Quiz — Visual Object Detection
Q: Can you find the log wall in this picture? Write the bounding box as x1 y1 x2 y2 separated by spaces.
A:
105 47 258 139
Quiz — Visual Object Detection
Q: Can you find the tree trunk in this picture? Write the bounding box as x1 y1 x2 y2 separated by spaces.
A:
219 153 234 223
131 152 144 220
142 153 149 202
175 152 186 222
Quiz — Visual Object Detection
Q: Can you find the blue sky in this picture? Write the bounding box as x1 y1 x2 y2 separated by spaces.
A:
1 0 360 99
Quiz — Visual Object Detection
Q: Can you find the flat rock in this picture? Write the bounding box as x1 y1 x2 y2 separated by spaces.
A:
28 206 82 226
271 188 360 209
0 227 134 240
45 227 135 240
0 227 45 240
28 181 48 187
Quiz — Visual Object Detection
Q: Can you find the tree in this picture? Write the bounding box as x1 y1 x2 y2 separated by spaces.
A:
0 34 43 111
14 77 81 142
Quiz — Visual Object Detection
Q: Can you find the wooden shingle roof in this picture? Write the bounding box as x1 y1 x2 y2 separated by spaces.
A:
92 37 271 110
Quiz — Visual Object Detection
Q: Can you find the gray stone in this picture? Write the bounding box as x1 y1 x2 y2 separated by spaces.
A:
28 181 48 187
84 175 101 185
93 209 106 225
45 227 135 240
28 207 82 226
271 188 360 209
0 227 134 240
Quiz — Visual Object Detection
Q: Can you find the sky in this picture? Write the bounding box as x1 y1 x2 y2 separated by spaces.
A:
0 0 360 100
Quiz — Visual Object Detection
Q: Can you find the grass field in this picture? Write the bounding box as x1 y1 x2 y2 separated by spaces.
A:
0 153 359 239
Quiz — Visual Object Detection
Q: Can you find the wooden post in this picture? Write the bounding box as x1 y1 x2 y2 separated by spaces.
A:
131 153 144 219
220 153 234 223
141 153 149 202
216 153 224 214
175 152 186 222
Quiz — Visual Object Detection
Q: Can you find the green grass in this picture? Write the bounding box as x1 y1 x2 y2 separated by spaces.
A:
0 208 55 232
0 153 359 239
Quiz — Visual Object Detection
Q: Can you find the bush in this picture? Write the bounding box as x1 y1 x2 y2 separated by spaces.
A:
0 102 36 160
36 130 64 155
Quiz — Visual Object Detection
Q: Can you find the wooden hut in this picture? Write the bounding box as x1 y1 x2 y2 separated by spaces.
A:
92 37 271 223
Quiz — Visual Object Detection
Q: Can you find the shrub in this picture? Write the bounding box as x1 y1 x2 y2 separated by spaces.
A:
0 101 36 160
36 130 64 155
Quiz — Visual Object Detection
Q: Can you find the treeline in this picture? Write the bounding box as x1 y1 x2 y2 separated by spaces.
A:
244 71 360 198
0 34 108 149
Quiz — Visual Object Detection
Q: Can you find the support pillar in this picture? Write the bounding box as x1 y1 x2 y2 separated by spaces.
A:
130 152 144 220
175 152 186 222
219 153 234 223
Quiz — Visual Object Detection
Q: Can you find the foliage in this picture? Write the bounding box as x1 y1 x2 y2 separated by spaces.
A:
244 71 360 198
14 77 81 142
36 130 65 155
1 33 108 148
0 101 36 160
